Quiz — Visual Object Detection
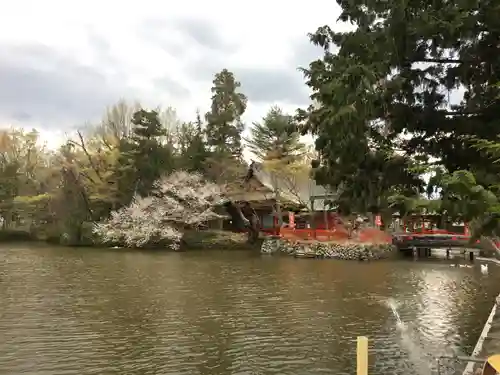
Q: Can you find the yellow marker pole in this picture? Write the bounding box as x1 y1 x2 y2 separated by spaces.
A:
357 336 368 375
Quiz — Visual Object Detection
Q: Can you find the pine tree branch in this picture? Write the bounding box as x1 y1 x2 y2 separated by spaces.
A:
412 58 464 64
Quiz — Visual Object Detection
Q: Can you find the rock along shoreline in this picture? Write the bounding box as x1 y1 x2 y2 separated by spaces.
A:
260 237 396 260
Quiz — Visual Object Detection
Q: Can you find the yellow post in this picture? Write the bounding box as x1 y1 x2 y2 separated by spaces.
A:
357 336 368 375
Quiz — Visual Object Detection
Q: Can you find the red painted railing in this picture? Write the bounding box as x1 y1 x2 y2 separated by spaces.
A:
280 228 349 241
412 229 454 235
278 227 392 244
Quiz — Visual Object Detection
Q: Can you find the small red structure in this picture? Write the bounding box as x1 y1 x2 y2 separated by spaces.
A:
279 218 392 244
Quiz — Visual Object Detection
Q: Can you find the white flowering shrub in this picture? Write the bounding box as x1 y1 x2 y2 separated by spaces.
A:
93 171 226 249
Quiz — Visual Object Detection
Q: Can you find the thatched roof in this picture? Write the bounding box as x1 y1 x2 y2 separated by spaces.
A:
226 162 333 210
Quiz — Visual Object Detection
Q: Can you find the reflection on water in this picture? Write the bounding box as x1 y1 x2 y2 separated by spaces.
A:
0 244 499 375
387 298 432 375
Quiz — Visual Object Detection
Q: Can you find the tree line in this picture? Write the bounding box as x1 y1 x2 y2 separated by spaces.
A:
2 0 499 245
0 69 306 245
299 0 500 237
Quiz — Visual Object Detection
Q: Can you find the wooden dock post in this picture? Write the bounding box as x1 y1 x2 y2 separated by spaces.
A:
357 336 368 375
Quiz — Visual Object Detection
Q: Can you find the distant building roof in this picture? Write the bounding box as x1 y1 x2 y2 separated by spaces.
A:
243 162 334 210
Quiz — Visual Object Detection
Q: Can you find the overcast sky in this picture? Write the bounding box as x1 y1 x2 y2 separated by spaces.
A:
0 0 349 149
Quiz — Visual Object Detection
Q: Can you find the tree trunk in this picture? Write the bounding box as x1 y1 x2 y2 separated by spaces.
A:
271 176 283 227
247 208 260 244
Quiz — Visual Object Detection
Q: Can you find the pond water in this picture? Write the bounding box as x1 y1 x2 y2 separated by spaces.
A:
0 243 499 375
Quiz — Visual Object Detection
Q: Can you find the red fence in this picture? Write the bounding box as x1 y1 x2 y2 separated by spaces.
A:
280 228 348 241
279 227 392 244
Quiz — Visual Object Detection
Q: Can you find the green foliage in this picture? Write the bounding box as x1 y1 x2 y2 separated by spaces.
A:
174 112 209 172
205 69 247 159
0 229 34 242
297 0 500 229
0 68 253 245
1 12 497 247
388 195 441 218
317 147 424 215
246 106 305 162
124 109 176 196
427 169 500 237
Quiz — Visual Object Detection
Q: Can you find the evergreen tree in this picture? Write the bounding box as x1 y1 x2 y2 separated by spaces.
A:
246 106 305 163
187 111 208 172
121 109 175 197
175 111 208 173
298 0 499 212
205 69 247 159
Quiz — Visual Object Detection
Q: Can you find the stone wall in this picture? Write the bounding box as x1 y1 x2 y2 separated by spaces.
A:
261 237 396 260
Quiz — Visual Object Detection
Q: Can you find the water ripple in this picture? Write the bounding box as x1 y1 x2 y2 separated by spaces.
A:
0 246 499 375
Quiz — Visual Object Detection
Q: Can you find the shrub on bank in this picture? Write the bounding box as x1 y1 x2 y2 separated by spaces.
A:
180 230 257 250
0 229 35 242
0 226 255 251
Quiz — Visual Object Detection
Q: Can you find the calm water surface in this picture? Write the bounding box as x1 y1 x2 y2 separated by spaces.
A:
0 243 499 375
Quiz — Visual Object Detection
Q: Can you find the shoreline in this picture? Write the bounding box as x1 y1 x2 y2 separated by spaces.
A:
260 237 396 260
0 229 260 251
462 293 500 375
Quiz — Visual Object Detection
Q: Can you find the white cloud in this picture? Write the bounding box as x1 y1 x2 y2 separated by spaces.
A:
0 0 345 156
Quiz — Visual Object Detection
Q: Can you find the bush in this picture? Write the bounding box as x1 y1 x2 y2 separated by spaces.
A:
181 230 258 250
0 229 35 242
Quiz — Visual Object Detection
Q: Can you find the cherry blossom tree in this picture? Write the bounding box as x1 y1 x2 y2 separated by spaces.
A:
93 171 227 249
